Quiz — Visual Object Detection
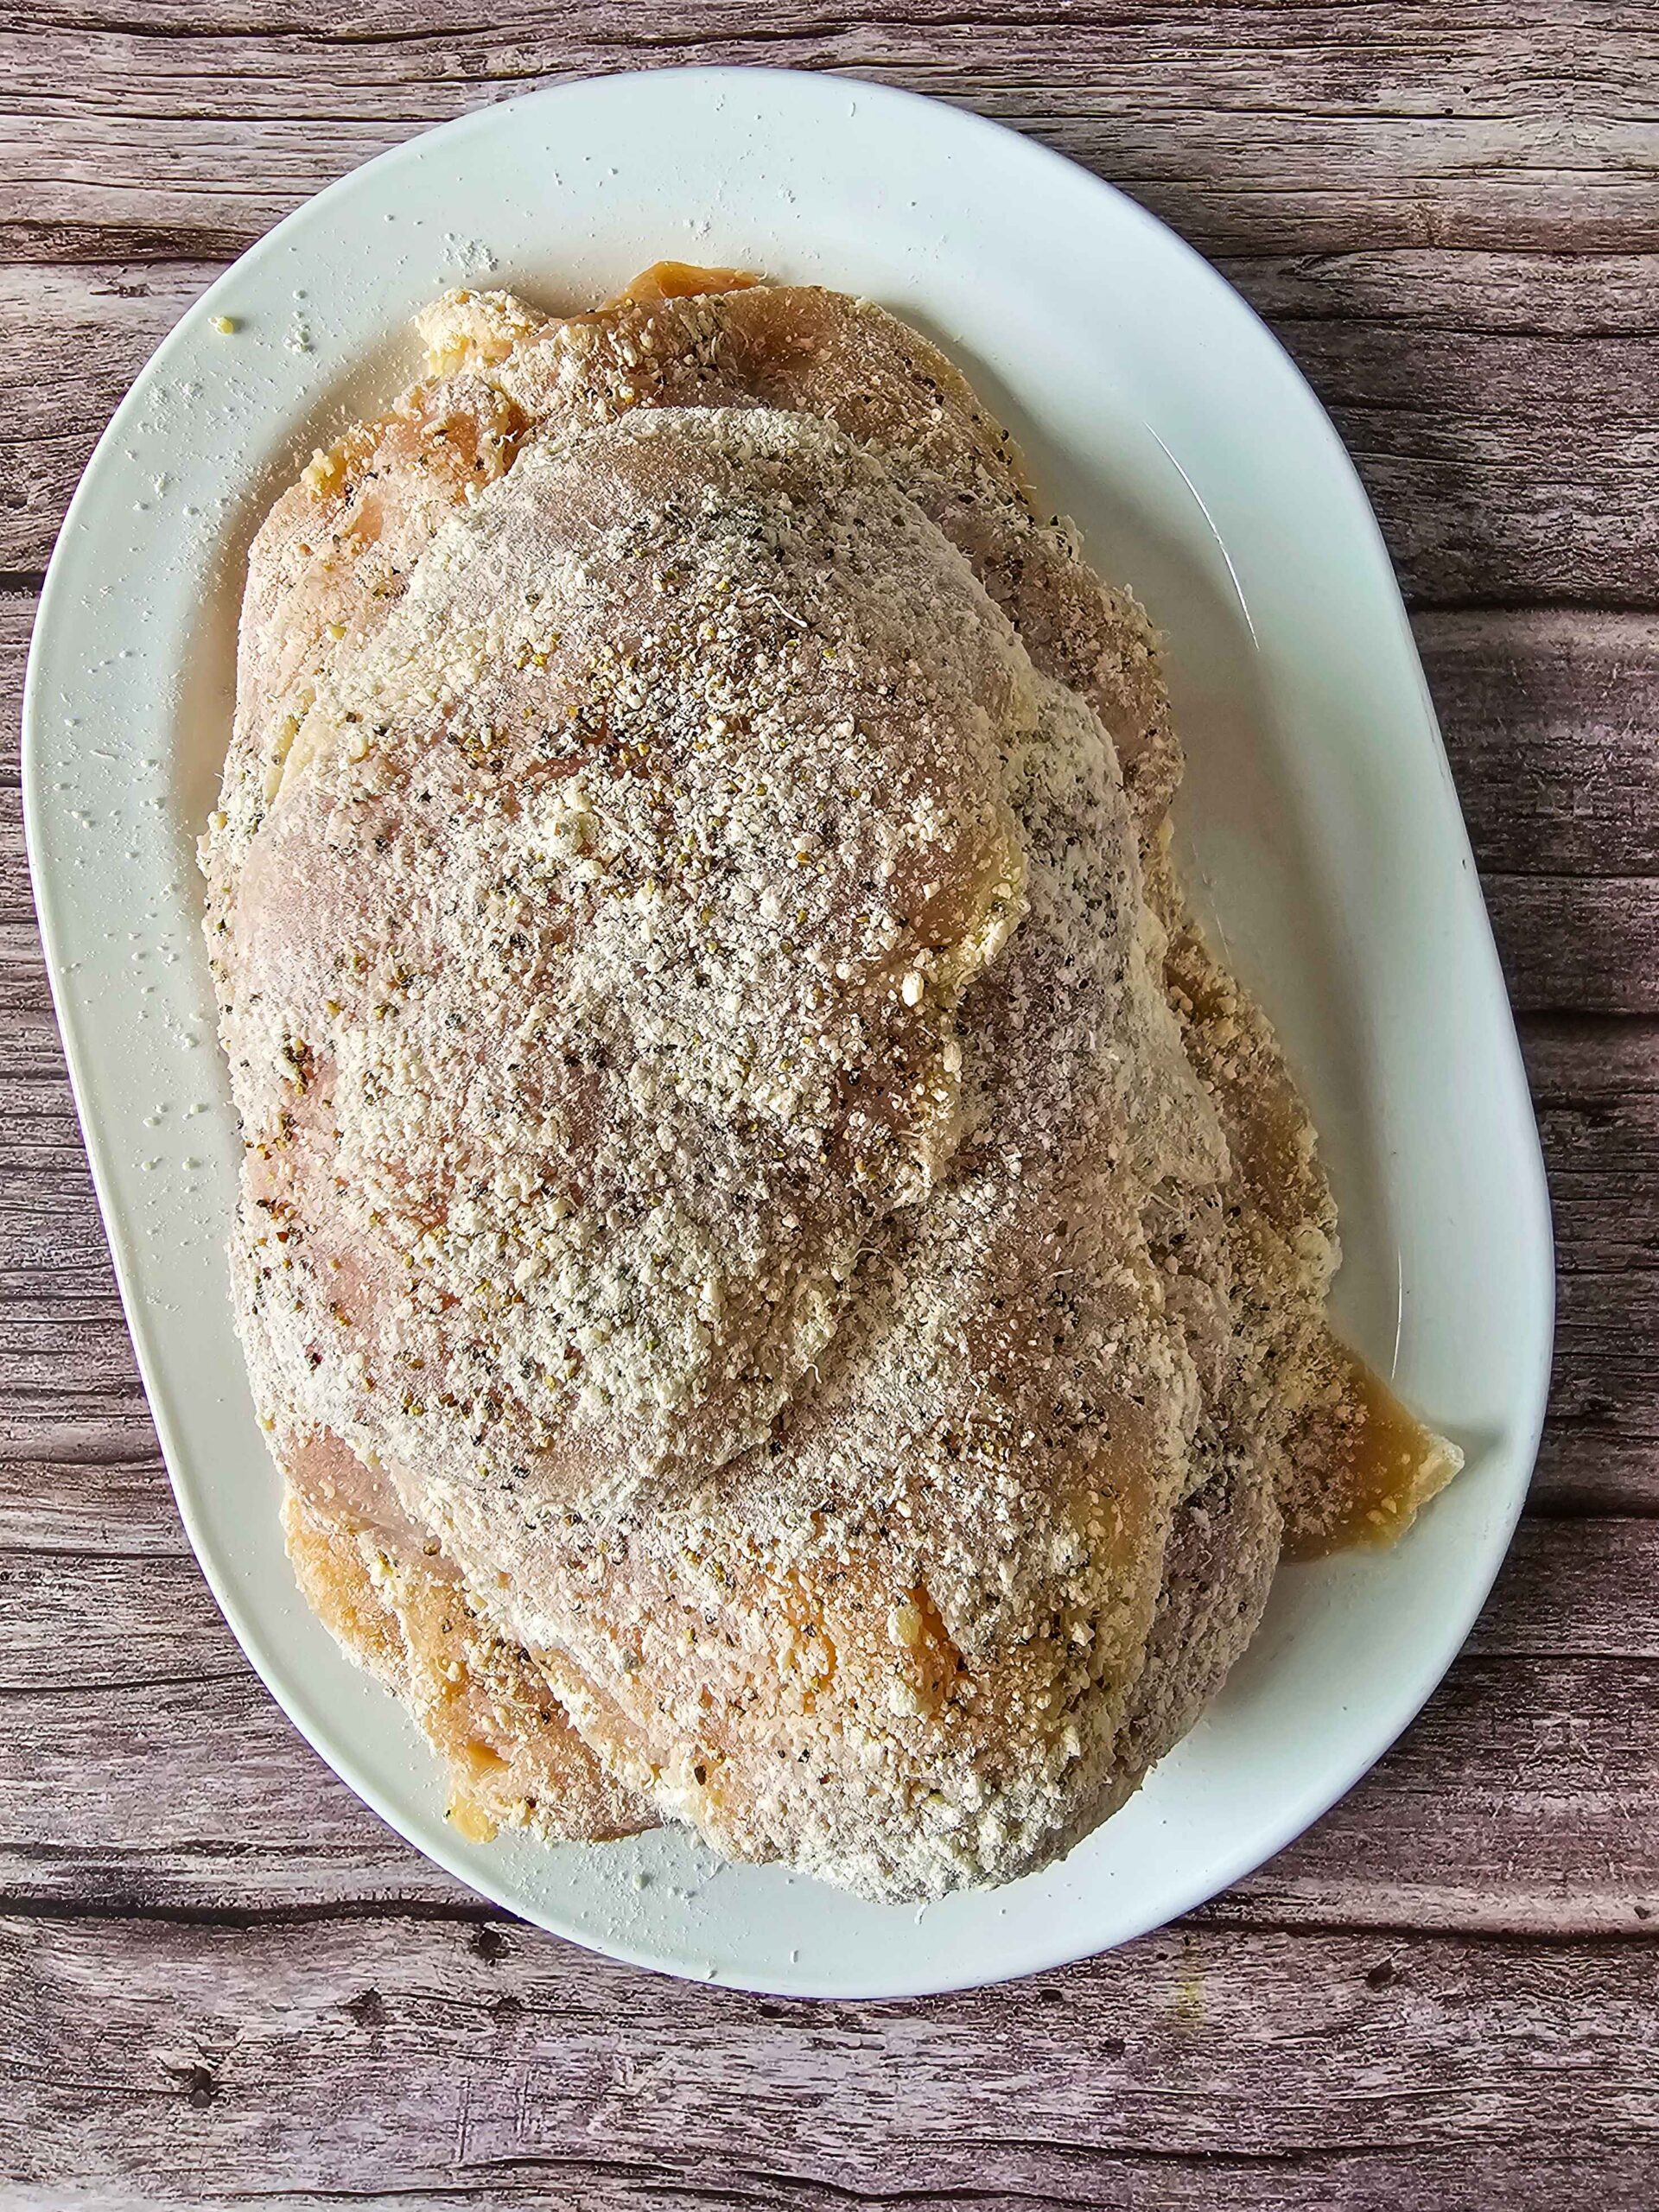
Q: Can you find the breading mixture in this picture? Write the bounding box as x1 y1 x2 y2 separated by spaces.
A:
205 265 1459 1899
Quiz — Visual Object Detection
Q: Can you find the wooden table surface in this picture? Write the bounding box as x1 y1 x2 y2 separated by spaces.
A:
3 6 1657 2206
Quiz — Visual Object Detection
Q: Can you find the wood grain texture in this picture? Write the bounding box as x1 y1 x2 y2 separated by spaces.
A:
4 1915 1659 2212
5 2 1658 264
4 8 1659 2205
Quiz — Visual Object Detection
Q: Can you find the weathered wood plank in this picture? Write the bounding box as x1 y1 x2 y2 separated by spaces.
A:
0 1518 1653 1931
1524 1015 1659 1271
1540 1266 1659 1498
3 1912 1656 2210
0 1669 462 1904
4 1 1657 268
1423 613 1659 881
1228 248 1659 336
6 255 1659 604
1524 1015 1659 1509
1485 876 1659 1014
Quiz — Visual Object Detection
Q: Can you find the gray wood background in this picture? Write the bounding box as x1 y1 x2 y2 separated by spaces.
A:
3 5 1656 2206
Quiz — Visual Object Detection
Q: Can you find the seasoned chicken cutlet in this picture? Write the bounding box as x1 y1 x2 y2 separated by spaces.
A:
204 266 1459 1898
